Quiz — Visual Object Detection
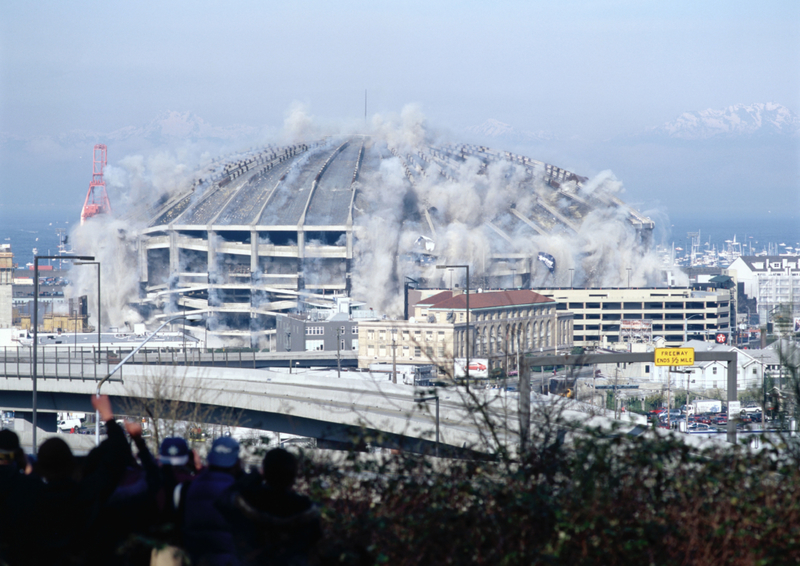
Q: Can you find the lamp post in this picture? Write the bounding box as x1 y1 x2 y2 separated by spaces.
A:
93 313 195 445
391 327 397 384
32 254 94 455
336 327 341 379
684 313 705 343
436 264 470 392
74 261 101 364
415 394 440 457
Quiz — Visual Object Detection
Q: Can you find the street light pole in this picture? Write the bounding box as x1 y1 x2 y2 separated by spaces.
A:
32 254 93 455
336 327 341 379
391 327 397 384
93 313 194 445
684 313 705 343
436 264 469 392
74 261 101 365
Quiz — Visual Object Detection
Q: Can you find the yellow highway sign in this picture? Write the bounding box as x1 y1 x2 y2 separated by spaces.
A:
654 348 695 367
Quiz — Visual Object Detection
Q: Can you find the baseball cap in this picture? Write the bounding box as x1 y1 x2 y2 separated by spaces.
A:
207 436 239 468
160 437 189 466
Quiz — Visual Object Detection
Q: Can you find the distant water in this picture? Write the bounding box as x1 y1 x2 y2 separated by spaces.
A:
0 209 797 268
0 209 76 267
664 213 799 256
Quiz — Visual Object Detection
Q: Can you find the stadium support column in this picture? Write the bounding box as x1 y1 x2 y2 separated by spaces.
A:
250 230 259 274
169 229 179 286
208 230 218 285
346 228 354 294
138 236 148 297
297 229 305 291
168 230 179 312
250 230 260 349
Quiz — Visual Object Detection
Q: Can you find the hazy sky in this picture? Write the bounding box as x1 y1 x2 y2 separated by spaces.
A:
2 0 798 138
1 0 798 224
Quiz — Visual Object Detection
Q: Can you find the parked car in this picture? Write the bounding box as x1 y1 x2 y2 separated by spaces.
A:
77 425 107 435
688 423 710 432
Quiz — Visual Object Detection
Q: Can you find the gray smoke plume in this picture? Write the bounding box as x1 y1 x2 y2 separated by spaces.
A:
66 102 675 331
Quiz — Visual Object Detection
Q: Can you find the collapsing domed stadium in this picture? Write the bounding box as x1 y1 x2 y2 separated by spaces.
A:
134 134 655 345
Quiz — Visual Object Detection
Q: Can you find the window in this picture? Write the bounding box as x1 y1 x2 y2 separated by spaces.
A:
403 345 409 357
305 339 324 351
438 331 445 341
306 326 324 336
426 332 433 341
437 346 445 357
367 346 375 357
712 367 718 374
414 346 421 357
379 346 387 357
367 330 374 340
352 326 358 334
753 368 757 374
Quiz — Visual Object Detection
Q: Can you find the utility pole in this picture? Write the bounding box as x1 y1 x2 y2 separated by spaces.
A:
391 328 397 384
518 351 530 454
336 327 341 379
667 366 673 430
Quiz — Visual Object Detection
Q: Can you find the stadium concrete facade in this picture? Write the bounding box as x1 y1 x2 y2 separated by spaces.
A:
135 136 655 346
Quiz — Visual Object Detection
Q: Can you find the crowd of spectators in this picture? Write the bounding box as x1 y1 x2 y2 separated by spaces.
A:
0 395 321 566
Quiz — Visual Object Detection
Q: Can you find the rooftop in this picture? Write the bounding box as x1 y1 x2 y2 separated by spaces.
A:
428 289 555 311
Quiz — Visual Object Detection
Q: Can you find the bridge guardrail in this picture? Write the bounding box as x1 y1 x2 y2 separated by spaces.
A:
1 347 262 379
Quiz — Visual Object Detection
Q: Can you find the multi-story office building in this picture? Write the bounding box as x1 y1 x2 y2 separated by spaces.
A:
536 288 731 347
359 289 573 375
727 256 799 326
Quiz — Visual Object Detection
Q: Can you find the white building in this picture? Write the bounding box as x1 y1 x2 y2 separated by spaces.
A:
727 256 800 326
0 245 12 329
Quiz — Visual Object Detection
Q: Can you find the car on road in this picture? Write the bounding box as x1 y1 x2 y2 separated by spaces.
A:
77 425 107 435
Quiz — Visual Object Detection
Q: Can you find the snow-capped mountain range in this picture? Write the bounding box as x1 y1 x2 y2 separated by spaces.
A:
650 102 799 140
465 103 799 145
106 110 259 142
464 119 554 143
